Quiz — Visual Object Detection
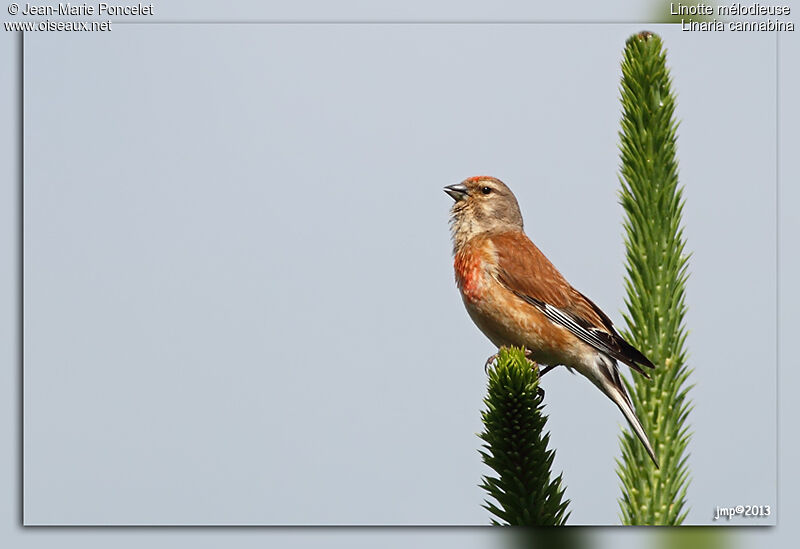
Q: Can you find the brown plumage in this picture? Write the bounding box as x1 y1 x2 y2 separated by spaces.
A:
445 175 658 467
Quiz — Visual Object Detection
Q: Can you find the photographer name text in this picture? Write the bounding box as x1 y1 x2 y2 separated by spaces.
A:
18 2 153 16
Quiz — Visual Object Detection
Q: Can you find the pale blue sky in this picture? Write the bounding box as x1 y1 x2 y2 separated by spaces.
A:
21 22 775 526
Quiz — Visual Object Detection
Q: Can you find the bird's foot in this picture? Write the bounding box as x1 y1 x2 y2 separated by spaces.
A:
538 364 556 378
484 352 499 374
483 348 555 397
484 347 526 372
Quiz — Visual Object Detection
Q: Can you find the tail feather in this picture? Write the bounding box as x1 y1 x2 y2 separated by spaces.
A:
610 383 659 468
595 355 659 468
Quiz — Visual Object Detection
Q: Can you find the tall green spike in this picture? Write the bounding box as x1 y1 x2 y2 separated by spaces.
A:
479 347 570 526
615 32 693 525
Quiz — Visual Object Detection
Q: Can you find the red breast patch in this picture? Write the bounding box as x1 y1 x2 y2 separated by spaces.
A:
454 250 485 302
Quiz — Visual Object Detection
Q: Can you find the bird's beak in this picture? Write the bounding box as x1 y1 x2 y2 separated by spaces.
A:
444 183 469 202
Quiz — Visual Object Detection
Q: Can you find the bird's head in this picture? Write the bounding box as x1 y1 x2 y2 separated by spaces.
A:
445 176 523 251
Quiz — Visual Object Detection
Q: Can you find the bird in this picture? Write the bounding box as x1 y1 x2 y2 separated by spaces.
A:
444 175 659 467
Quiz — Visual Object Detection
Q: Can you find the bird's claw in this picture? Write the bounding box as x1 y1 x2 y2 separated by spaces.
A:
484 348 539 374
483 349 548 398
484 352 499 374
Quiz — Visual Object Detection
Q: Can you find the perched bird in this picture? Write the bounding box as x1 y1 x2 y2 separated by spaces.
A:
445 176 658 467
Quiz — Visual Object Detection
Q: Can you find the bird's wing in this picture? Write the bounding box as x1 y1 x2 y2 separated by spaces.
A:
490 232 655 376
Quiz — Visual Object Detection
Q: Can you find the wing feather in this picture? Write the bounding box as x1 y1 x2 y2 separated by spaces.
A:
490 232 655 375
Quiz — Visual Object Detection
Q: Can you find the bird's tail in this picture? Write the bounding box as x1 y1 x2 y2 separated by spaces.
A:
594 355 659 468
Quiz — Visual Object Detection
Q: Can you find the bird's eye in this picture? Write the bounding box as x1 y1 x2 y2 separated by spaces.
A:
481 186 492 195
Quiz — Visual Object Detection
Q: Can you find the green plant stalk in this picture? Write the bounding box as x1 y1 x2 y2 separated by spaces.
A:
616 32 693 525
479 347 570 526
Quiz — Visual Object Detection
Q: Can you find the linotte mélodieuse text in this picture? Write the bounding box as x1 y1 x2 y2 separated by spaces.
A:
671 2 794 31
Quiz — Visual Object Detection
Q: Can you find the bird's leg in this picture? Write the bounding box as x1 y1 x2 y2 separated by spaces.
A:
539 364 557 377
484 352 499 374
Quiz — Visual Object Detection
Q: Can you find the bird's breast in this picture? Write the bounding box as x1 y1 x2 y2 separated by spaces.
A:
453 240 586 368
